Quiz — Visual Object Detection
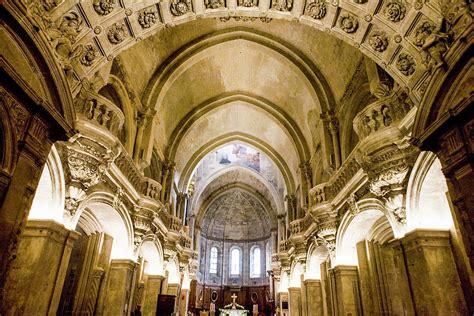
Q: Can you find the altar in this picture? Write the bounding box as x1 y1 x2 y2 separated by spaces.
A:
219 309 248 316
219 293 249 316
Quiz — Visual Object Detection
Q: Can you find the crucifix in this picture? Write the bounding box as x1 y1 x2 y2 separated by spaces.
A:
231 293 238 308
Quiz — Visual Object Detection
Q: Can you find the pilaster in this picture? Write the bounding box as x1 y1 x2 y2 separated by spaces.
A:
102 259 137 316
143 275 164 316
2 220 80 315
401 229 468 315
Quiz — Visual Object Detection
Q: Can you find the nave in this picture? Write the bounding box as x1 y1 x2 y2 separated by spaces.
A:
0 0 473 315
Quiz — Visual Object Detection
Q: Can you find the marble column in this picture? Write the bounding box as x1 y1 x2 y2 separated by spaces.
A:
288 287 301 316
2 220 80 315
142 275 164 316
303 279 323 316
401 229 468 315
330 265 360 316
102 259 137 316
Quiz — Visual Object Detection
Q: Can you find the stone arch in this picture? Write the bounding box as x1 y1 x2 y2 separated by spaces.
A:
189 164 284 218
25 0 439 93
143 27 335 115
306 242 329 279
406 151 454 231
28 145 66 224
0 95 17 175
167 92 311 163
101 75 137 154
178 133 296 192
289 261 305 287
1 4 76 129
75 191 135 259
138 237 165 275
336 198 395 265
195 183 277 232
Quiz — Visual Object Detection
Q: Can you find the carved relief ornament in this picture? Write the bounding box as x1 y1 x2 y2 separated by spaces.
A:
339 13 359 33
170 0 193 16
107 23 128 44
383 0 406 22
305 0 327 19
271 0 293 11
369 30 389 52
93 0 116 16
138 8 161 28
396 53 416 76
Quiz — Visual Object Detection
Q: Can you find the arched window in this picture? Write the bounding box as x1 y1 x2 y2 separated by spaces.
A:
266 242 271 272
230 248 240 275
210 247 218 274
250 246 261 278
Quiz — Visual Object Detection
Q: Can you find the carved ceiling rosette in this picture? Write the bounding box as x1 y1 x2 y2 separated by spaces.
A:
305 0 327 20
138 7 161 28
339 13 359 33
369 30 389 52
205 0 226 9
80 44 98 67
383 0 406 23
396 53 416 76
170 0 193 16
238 0 259 7
107 22 128 44
271 0 293 12
93 0 116 16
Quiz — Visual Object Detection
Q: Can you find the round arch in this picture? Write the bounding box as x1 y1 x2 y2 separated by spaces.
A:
142 27 335 115
195 183 277 231
167 92 311 163
189 164 285 218
139 238 165 275
28 145 66 224
29 0 435 91
178 133 296 192
74 191 135 259
336 198 396 265
306 242 329 279
106 74 138 154
406 151 454 231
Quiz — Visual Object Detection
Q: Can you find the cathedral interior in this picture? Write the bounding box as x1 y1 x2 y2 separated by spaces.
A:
0 0 473 315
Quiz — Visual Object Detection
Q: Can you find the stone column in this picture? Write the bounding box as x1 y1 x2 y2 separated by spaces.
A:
303 279 323 316
179 288 189 316
401 229 468 314
142 275 164 316
102 259 137 316
330 265 360 316
288 287 301 316
2 220 80 315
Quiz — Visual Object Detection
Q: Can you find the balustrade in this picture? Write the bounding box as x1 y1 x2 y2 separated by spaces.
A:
75 92 125 136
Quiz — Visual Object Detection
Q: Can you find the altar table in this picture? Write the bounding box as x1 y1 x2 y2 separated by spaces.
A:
219 308 249 316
